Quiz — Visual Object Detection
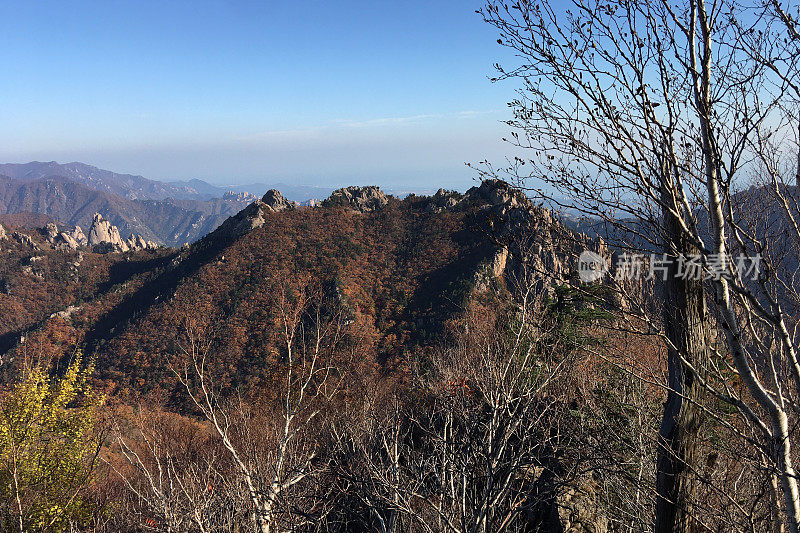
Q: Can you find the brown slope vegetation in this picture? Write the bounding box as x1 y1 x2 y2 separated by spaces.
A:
98 198 491 397
0 181 602 404
0 212 61 228
0 195 502 399
0 223 174 365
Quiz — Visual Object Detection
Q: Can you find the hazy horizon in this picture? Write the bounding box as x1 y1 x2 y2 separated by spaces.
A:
0 1 517 191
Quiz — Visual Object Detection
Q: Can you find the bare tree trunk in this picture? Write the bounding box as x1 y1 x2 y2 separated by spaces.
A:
655 204 710 533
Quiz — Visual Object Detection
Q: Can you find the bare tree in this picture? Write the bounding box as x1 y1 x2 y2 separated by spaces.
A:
329 266 620 532
479 0 800 530
173 281 344 533
107 279 345 533
105 406 242 532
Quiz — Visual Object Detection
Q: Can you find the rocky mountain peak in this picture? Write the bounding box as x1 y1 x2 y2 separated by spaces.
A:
426 189 464 213
322 186 389 213
440 179 610 298
88 213 129 252
463 179 532 212
210 189 296 241
87 213 158 253
261 189 293 212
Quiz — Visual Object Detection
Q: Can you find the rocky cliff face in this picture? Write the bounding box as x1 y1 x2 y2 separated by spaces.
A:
441 180 609 297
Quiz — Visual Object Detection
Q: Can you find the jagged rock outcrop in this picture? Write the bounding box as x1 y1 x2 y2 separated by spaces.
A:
322 186 389 213
126 234 160 251
40 222 91 250
44 222 59 243
425 188 463 213
0 223 6 240
57 225 88 250
222 190 258 203
261 189 294 213
12 231 39 250
464 179 529 210
460 180 609 297
88 213 130 252
87 213 159 253
67 226 88 246
55 232 79 250
210 189 295 241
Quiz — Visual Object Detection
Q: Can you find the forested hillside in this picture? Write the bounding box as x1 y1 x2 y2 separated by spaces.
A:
0 180 651 532
0 181 595 395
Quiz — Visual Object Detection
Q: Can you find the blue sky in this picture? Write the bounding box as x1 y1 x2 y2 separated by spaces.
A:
0 1 518 189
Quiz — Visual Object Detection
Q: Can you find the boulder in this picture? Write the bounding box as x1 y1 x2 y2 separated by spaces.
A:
0 223 5 240
50 305 81 320
322 186 389 213
57 232 81 250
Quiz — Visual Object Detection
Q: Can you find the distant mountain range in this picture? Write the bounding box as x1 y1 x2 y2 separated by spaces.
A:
0 161 206 202
0 161 342 245
167 178 336 203
0 175 252 245
0 161 337 202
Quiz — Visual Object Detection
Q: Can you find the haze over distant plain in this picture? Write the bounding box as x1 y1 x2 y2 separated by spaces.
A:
0 1 518 190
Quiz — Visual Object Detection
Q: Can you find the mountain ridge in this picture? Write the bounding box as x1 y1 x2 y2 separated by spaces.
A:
0 180 606 398
0 175 252 245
